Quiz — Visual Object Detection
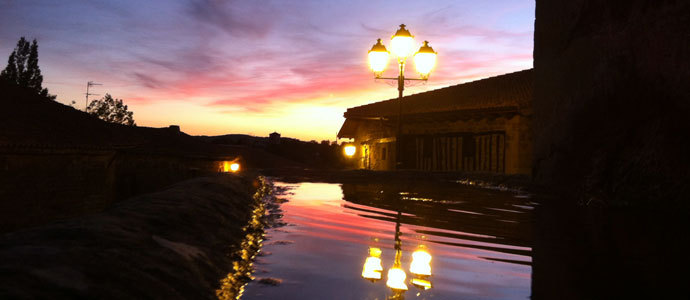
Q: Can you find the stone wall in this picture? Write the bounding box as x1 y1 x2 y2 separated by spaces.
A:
349 113 532 174
533 0 690 205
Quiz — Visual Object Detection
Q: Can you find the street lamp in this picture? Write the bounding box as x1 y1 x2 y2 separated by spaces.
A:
414 41 438 79
368 24 437 169
222 161 241 173
368 39 389 77
344 145 357 157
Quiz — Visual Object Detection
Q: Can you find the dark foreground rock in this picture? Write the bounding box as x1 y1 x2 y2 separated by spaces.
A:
0 174 262 299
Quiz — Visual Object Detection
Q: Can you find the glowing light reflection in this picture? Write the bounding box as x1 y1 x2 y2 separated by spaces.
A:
362 247 384 281
410 248 432 276
386 266 408 291
411 278 432 290
216 177 270 300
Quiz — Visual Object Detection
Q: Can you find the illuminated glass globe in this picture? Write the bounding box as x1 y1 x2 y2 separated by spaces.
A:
414 41 437 79
222 161 240 172
390 24 416 59
362 247 384 281
362 257 383 280
386 267 408 291
368 39 390 76
344 145 356 156
409 248 432 276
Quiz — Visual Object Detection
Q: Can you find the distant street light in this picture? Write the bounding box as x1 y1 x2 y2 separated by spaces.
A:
344 145 357 157
367 24 437 169
222 161 241 173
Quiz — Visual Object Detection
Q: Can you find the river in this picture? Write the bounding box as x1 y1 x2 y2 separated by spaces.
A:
240 179 536 300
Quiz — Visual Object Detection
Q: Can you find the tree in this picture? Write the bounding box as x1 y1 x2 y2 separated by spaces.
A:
86 93 136 126
0 37 55 100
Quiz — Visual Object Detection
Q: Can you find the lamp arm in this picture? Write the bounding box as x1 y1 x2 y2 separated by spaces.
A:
374 77 428 81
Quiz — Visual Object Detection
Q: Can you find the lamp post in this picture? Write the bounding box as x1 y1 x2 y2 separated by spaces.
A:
368 24 437 170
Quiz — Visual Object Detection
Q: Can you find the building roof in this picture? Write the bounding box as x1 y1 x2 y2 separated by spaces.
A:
337 119 360 139
343 69 533 119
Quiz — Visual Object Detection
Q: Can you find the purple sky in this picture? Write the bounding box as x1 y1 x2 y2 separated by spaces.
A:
0 0 534 140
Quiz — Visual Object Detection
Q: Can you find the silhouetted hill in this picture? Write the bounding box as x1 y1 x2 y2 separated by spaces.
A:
0 82 300 168
197 134 269 147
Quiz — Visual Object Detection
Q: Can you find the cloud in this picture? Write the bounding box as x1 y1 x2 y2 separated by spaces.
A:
185 0 276 38
132 72 165 89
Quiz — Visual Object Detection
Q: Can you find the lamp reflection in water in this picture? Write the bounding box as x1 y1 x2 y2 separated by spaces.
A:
409 246 432 290
386 211 408 292
362 247 384 281
361 210 433 299
410 248 432 276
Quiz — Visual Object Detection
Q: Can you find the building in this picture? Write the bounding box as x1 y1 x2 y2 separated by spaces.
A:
337 69 532 174
269 132 281 145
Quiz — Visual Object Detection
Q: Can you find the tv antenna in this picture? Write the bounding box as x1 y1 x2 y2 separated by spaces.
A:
85 81 102 110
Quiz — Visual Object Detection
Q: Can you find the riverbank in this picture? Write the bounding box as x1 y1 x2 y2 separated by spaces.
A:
0 174 267 299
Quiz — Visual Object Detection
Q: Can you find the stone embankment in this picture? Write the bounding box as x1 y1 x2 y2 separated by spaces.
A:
0 174 269 299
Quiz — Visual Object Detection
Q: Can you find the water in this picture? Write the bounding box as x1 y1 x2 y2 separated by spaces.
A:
241 180 536 300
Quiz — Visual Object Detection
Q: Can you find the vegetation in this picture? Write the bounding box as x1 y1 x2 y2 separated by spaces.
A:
86 93 136 126
0 37 55 100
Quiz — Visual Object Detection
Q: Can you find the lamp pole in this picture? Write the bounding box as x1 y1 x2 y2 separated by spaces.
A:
367 25 437 170
396 61 404 170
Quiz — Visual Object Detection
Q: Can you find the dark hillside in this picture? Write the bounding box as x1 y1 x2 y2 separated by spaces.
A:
0 82 299 231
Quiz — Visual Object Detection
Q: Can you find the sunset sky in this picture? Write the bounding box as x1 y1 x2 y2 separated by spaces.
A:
0 0 534 141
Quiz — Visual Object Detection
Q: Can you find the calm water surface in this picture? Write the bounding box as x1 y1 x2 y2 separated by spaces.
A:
241 180 536 300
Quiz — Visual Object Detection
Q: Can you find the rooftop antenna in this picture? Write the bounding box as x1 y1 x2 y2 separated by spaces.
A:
85 81 102 111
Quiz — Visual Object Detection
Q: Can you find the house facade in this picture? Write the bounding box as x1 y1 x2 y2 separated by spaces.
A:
337 69 533 175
